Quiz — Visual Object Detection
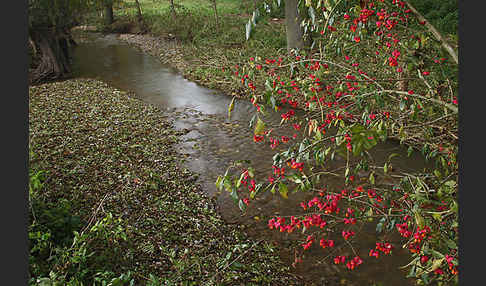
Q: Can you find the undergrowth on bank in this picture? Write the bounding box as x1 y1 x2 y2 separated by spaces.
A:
28 79 301 285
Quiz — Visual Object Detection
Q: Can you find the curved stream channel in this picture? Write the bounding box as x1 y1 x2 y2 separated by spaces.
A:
72 34 432 285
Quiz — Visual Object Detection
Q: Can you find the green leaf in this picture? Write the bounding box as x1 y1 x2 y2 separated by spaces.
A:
444 180 457 188
265 79 273 91
324 146 331 156
238 199 247 211
388 153 400 162
288 173 302 184
445 239 457 250
231 262 245 269
230 188 239 203
236 173 245 189
215 176 223 190
224 177 232 192
430 258 444 271
254 116 265 135
279 182 288 199
247 167 255 178
270 184 276 194
249 114 256 128
407 146 413 157
414 211 425 229
406 264 416 278
376 217 385 233
245 19 252 40
369 172 375 185
228 97 236 119
308 6 316 25
270 95 276 110
250 188 257 199
432 212 442 222
399 99 406 111
433 169 441 178
420 273 429 285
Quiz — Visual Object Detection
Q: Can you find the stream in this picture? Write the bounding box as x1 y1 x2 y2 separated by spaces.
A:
72 34 432 285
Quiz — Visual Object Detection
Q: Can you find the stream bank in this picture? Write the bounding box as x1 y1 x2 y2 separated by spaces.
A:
29 78 303 285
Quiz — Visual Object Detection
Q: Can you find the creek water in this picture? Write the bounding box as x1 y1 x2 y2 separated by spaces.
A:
72 34 432 285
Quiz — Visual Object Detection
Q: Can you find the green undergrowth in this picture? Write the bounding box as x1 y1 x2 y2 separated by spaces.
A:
28 78 301 285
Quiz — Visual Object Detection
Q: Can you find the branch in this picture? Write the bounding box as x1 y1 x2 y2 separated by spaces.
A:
381 90 458 114
403 1 458 65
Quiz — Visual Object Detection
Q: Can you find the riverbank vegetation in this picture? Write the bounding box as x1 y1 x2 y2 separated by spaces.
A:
29 0 458 285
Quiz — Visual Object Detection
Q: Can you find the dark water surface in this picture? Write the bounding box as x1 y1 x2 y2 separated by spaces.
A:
72 34 432 285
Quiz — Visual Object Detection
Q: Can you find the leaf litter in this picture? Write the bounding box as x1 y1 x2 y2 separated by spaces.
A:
29 78 301 285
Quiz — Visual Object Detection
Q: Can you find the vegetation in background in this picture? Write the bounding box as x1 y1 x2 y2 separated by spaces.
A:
408 0 458 36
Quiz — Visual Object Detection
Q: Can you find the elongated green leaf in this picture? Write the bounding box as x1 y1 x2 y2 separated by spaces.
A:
407 146 413 157
414 211 425 229
228 97 236 119
369 171 375 185
270 184 276 194
254 116 265 135
279 182 288 199
247 167 255 178
265 79 272 91
245 20 252 40
238 199 246 211
430 258 444 272
249 114 256 128
399 99 406 111
215 176 223 190
309 6 316 26
230 188 239 203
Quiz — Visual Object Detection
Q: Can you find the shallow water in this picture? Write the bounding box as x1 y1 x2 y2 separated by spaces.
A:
72 34 432 285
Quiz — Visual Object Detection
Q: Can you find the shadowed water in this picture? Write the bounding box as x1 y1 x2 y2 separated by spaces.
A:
72 34 433 285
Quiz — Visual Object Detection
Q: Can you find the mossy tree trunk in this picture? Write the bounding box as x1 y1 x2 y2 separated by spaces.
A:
29 28 74 84
211 0 219 27
135 0 143 23
104 0 114 25
169 0 177 20
285 0 304 52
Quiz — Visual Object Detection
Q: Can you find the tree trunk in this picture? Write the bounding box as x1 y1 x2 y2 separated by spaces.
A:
285 0 304 53
104 1 114 26
135 0 143 23
29 28 72 84
211 0 219 27
169 0 177 20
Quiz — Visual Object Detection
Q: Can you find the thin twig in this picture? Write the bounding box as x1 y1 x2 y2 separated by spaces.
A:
80 191 112 235
206 239 264 284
